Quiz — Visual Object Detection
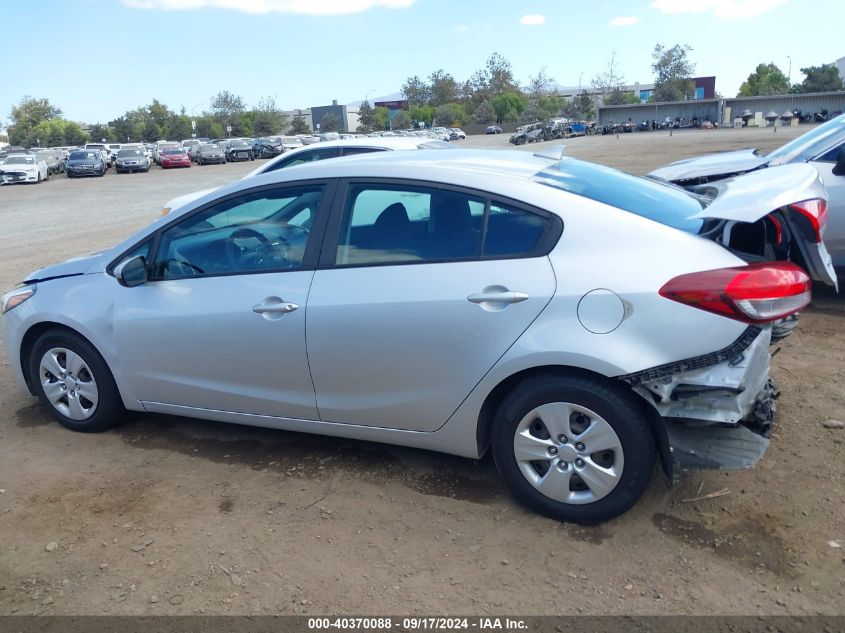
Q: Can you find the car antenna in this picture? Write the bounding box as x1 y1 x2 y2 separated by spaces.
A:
533 145 566 161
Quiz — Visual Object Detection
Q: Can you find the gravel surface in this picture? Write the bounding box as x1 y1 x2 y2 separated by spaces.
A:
0 127 842 616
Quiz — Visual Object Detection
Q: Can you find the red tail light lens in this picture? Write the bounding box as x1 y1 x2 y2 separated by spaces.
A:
659 262 811 323
790 199 827 242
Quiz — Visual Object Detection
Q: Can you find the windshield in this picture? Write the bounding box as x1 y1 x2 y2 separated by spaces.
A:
70 151 98 160
199 144 218 151
765 113 845 165
536 159 708 234
118 149 143 157
163 148 185 155
4 156 35 165
230 141 249 148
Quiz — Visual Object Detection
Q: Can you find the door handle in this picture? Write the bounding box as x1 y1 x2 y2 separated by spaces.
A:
467 291 529 305
252 302 298 314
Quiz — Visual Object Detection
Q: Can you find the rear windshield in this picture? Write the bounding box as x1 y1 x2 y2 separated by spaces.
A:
536 159 707 234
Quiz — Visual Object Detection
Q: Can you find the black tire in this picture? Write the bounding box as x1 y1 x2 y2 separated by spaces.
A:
29 329 125 433
491 372 655 524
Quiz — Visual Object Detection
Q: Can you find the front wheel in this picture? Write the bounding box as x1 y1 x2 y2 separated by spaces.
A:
29 330 124 432
491 373 655 524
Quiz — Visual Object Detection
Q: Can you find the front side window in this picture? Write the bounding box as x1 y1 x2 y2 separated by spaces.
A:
336 185 485 266
152 186 322 279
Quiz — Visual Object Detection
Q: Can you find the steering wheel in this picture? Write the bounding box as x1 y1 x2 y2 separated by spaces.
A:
225 227 283 268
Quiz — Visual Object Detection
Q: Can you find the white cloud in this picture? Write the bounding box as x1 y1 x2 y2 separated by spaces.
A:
609 15 641 26
649 0 788 19
121 0 414 15
453 24 469 32
519 14 546 25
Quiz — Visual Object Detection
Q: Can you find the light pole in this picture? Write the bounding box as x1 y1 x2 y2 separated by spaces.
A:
191 102 205 138
787 56 792 85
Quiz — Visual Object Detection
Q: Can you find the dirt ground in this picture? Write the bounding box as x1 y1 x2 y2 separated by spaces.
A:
0 127 842 616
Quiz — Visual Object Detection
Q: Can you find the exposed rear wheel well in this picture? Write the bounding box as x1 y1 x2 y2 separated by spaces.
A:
19 322 89 393
476 365 672 478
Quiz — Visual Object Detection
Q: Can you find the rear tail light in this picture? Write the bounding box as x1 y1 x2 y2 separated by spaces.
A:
659 262 811 324
789 199 827 242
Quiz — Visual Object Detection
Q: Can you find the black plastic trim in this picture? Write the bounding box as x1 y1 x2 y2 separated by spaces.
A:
618 325 763 387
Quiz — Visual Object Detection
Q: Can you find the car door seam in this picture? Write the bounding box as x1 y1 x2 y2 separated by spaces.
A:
431 254 560 433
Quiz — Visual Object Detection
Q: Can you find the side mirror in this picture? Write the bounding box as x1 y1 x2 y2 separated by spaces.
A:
834 147 845 177
114 255 148 287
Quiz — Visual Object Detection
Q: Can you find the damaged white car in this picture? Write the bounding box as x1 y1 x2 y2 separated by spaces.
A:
1 150 836 523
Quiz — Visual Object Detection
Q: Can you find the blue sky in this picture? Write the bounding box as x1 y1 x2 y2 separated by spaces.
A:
3 0 843 125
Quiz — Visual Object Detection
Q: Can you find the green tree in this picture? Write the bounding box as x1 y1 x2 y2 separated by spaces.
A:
434 103 467 126
402 75 432 106
473 100 496 124
392 110 411 129
795 65 845 93
252 96 288 136
538 94 566 119
88 124 114 143
491 92 527 123
573 91 595 119
288 114 310 134
651 43 696 102
63 121 88 146
429 69 459 106
166 115 193 141
372 107 391 131
147 99 172 134
8 96 62 145
318 112 339 132
408 104 435 128
738 63 790 96
209 90 246 118
357 99 374 132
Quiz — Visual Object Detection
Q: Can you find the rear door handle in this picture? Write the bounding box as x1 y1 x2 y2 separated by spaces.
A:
252 303 298 314
252 300 298 315
467 291 529 305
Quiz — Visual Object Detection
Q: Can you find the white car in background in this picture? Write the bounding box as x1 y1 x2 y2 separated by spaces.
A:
160 136 452 215
0 154 49 184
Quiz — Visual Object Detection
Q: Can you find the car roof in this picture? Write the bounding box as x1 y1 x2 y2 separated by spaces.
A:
250 148 559 190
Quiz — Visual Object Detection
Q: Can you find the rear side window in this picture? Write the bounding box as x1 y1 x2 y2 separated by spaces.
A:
340 147 386 157
333 184 556 267
536 159 707 234
483 203 547 257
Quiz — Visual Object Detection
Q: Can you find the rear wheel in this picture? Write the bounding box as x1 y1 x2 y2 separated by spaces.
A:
29 330 124 432
491 373 655 524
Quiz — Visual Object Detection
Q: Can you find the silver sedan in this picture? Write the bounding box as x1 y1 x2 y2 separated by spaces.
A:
2 149 835 523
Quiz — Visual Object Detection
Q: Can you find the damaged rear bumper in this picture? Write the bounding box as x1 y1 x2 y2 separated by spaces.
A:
621 326 778 472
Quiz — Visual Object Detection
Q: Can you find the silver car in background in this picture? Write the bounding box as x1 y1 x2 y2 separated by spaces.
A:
650 113 845 272
1 149 835 523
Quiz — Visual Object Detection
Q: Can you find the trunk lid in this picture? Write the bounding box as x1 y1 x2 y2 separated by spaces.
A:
691 164 837 289
649 147 767 183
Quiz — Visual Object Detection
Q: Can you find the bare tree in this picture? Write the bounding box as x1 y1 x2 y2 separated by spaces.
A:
591 52 628 105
